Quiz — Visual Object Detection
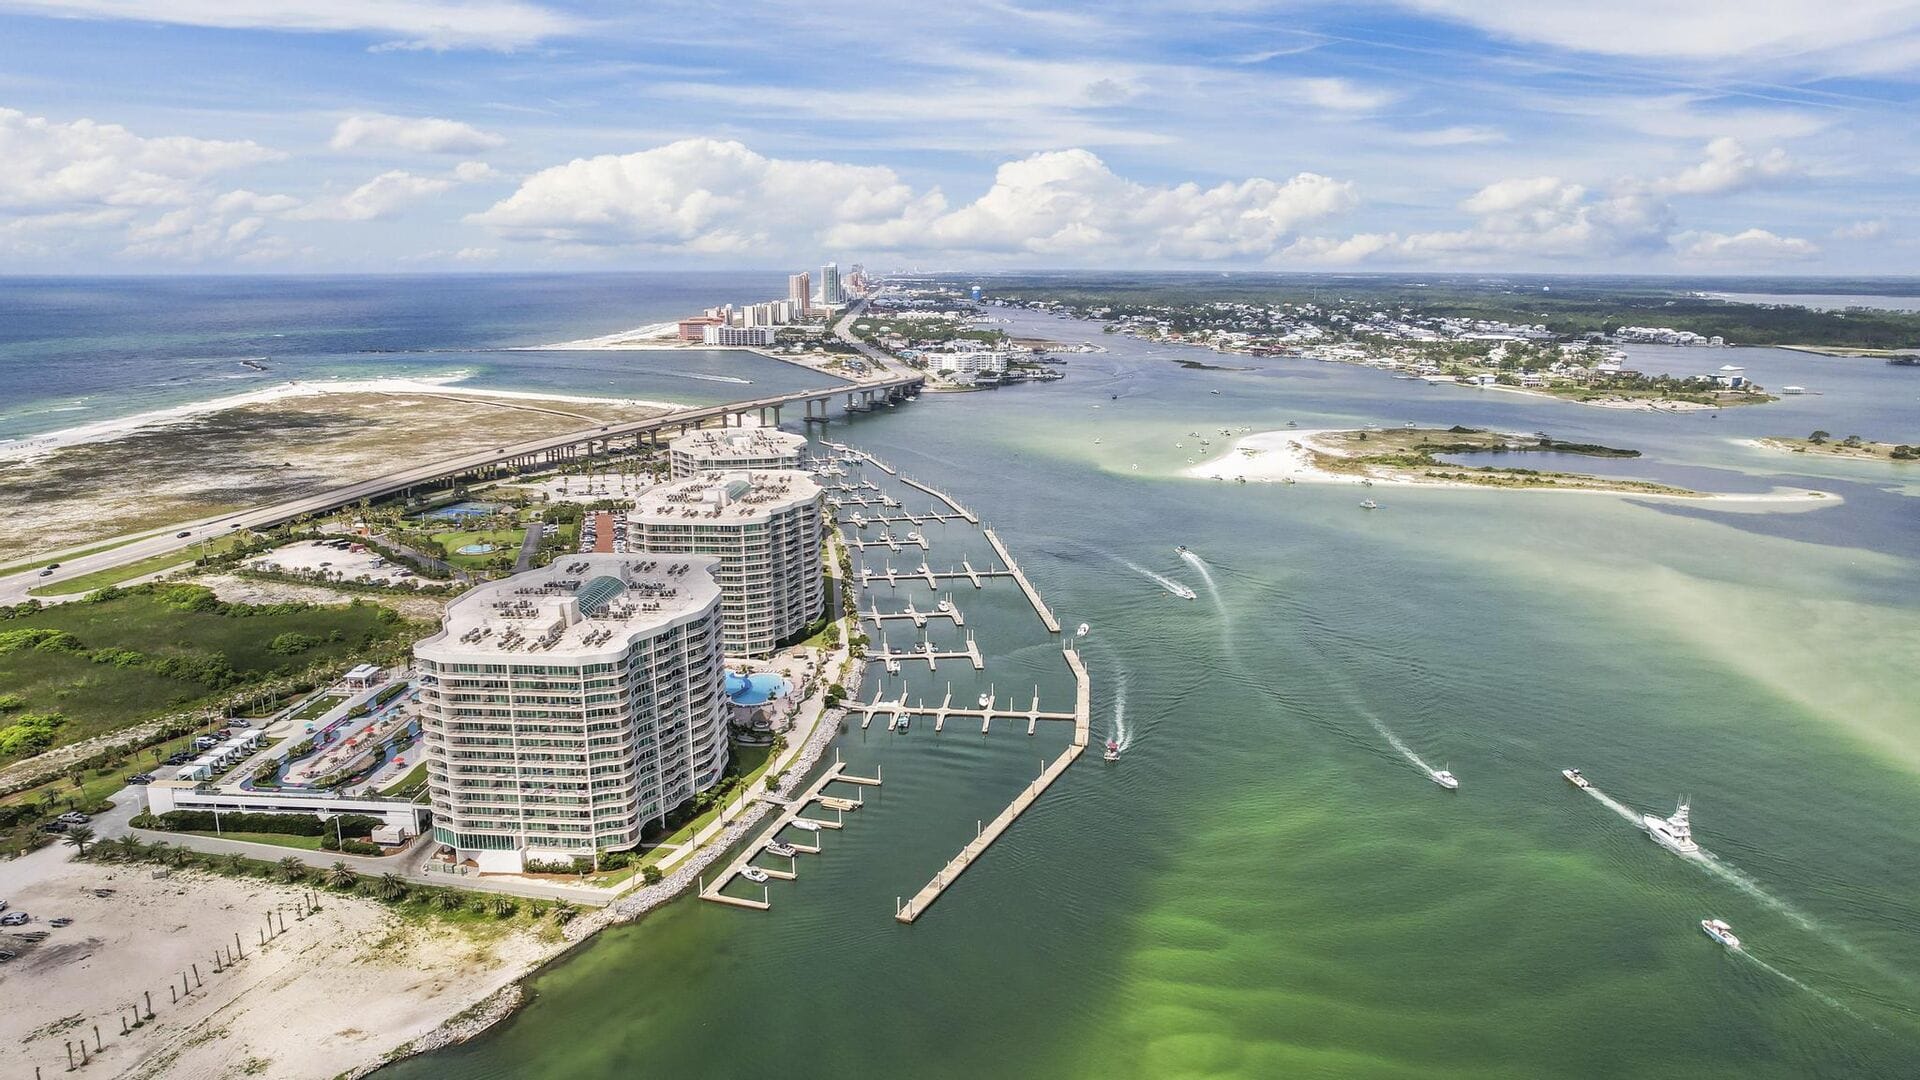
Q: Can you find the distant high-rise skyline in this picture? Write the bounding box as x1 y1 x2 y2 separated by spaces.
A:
819 263 843 306
787 272 811 314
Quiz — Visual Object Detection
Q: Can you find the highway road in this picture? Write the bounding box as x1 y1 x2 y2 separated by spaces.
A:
1 370 923 605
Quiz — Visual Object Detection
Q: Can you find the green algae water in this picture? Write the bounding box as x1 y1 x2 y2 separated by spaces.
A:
385 309 1920 1079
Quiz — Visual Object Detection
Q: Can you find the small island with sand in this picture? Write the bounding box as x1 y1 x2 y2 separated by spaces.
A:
1750 432 1917 461
1191 425 1833 503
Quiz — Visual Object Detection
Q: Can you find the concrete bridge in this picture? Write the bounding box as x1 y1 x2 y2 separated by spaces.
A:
5 373 924 603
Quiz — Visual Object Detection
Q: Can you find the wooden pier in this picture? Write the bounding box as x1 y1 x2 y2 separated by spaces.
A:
852 683 1074 735
983 528 1061 634
844 532 931 553
896 645 1090 923
700 759 882 911
899 476 980 524
822 441 900 476
865 632 984 671
861 564 1015 590
863 598 964 629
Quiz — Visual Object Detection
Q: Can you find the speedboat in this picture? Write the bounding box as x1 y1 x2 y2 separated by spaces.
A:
766 841 797 858
885 658 901 675
1076 622 1090 637
740 866 769 883
1431 769 1460 790
897 715 911 732
1644 799 1701 855
937 597 953 613
790 818 821 832
1700 918 1741 950
1103 738 1121 762
1562 767 1590 788
1174 545 1189 555
978 690 993 708
1360 499 1379 510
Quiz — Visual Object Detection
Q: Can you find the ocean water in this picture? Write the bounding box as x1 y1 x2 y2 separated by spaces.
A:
376 302 1920 1078
0 272 829 441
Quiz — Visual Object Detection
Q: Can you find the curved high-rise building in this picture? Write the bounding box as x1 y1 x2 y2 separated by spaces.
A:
629 469 824 657
668 427 806 479
416 554 726 872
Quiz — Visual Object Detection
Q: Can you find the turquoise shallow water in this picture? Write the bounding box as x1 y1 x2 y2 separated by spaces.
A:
345 301 1917 1078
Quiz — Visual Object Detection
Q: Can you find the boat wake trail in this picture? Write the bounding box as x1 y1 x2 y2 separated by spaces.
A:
671 372 753 385
1577 781 1646 828
1177 549 1227 613
1116 557 1197 600
1109 670 1132 750
1363 713 1434 776
1737 950 1858 1016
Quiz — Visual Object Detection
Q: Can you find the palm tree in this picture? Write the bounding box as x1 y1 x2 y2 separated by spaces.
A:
276 857 307 883
63 825 96 858
486 894 517 918
374 873 409 902
222 852 248 874
323 861 357 889
165 846 196 868
549 902 580 926
431 889 464 911
143 841 172 865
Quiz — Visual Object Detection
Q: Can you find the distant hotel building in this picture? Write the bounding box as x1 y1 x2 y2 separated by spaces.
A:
415 555 728 872
629 470 824 657
788 271 812 315
819 262 843 306
702 324 774 346
667 427 806 478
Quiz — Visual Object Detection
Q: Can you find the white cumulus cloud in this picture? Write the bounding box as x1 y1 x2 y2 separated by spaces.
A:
0 106 282 210
291 170 456 221
0 0 577 51
1652 138 1796 196
1673 228 1818 262
331 114 506 154
1833 219 1887 240
474 139 1354 262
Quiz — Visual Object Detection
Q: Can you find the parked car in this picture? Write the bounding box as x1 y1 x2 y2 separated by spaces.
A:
40 821 68 833
165 753 193 765
56 812 90 825
126 773 154 784
0 899 9 912
48 917 73 928
0 912 30 927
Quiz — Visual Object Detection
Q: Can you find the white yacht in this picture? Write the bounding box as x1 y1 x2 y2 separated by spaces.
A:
740 866 769 883
1430 769 1460 790
1076 622 1090 637
977 685 993 709
766 841 797 858
937 597 953 613
1644 799 1701 855
1700 918 1741 950
1360 499 1379 510
1562 767 1590 789
885 657 901 675
790 818 822 832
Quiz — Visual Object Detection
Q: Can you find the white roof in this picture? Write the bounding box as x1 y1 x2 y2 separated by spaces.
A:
422 553 721 662
630 469 820 524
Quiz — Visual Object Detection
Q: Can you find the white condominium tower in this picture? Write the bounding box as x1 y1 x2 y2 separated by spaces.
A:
819 261 843 306
415 554 726 872
629 470 824 658
667 427 806 479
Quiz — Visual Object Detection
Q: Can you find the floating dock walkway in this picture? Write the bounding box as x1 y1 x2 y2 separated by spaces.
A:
895 645 1090 923
983 527 1060 634
861 563 1015 590
863 599 964 628
865 632 984 671
899 476 980 524
700 758 882 911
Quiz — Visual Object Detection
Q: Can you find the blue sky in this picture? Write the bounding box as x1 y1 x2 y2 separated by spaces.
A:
1 0 1917 273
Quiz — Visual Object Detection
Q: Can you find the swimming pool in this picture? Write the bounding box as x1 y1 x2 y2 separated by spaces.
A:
455 543 498 555
725 670 789 706
416 501 502 521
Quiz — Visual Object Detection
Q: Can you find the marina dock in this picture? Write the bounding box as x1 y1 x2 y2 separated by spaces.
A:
865 632 984 671
699 759 882 911
898 475 980 524
863 599 964 628
896 644 1090 924
983 528 1061 634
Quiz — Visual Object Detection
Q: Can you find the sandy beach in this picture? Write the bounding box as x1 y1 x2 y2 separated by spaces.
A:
0 374 683 463
1188 429 1836 505
0 847 551 1080
515 322 680 350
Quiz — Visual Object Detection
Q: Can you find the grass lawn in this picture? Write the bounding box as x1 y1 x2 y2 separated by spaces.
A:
379 761 429 797
175 829 326 850
0 584 412 761
288 692 346 724
430 529 526 568
28 534 246 596
656 740 782 847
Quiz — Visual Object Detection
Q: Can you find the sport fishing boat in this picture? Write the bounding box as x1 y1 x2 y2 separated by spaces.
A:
1562 767 1590 788
1175 544 1190 556
790 818 821 832
1644 799 1701 855
740 866 769 883
977 687 993 709
1103 738 1121 762
937 597 953 613
1076 622 1090 637
1700 918 1741 950
1360 499 1379 510
766 841 797 858
1430 769 1460 790
885 657 901 675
